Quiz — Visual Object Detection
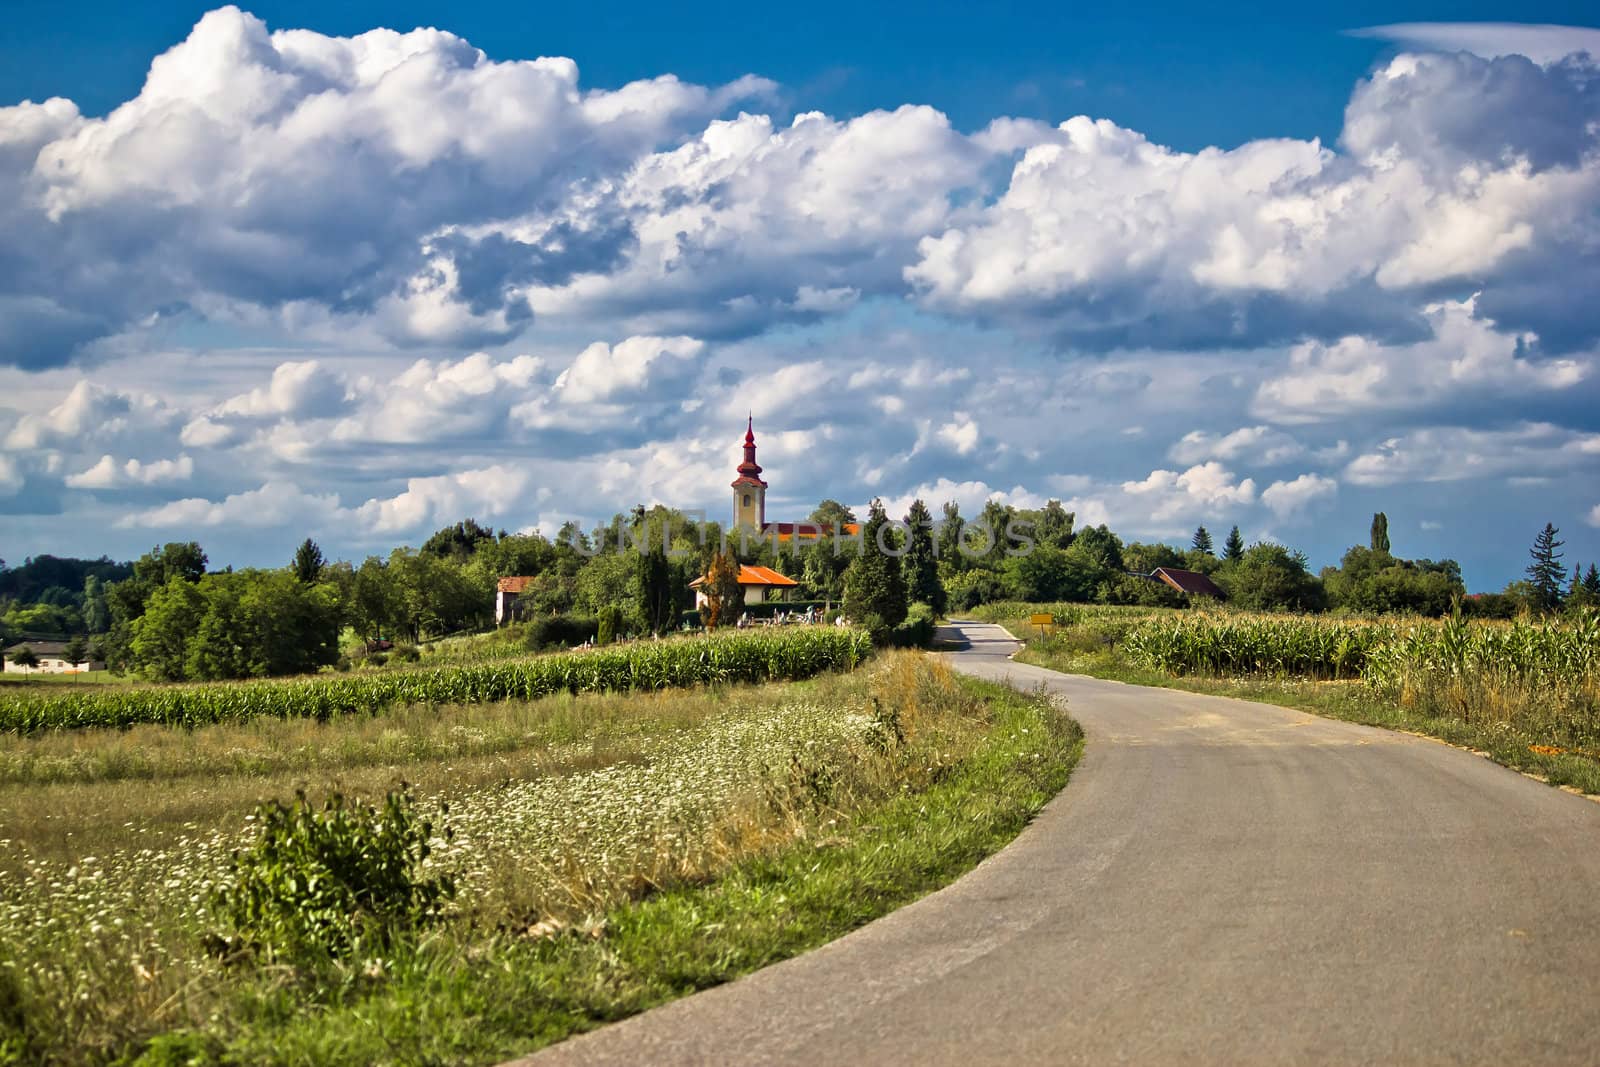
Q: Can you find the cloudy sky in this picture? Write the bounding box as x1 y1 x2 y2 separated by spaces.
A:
1 2 1598 588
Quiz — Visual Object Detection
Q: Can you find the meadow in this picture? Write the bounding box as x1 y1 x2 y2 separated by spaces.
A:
982 602 1600 794
0 640 1080 1065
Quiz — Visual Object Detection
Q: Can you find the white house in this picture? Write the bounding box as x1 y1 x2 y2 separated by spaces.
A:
2 639 106 674
690 563 800 608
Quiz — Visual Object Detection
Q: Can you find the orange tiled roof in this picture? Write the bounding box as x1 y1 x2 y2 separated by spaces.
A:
766 522 862 542
739 564 798 586
497 576 536 593
690 564 800 588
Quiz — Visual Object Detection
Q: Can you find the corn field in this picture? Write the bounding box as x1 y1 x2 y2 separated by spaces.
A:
0 626 873 734
1122 615 1396 680
1118 610 1600 749
1363 611 1600 748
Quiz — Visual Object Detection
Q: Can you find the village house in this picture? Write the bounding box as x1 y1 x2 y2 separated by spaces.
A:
689 563 799 609
1141 567 1226 599
2 639 106 674
495 575 535 625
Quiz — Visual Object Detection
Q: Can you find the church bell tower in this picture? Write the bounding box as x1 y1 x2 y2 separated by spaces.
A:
731 416 767 529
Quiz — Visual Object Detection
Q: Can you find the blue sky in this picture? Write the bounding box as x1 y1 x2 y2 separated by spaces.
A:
1 4 1598 588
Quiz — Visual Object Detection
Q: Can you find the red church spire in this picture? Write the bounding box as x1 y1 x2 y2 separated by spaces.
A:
732 414 767 489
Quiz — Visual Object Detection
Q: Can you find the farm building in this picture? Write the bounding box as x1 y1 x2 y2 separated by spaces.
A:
1142 567 1226 599
2 639 106 674
495 576 536 625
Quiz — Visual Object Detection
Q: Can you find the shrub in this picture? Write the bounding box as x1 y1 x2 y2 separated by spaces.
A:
888 602 937 648
525 614 600 651
597 604 623 646
205 786 455 966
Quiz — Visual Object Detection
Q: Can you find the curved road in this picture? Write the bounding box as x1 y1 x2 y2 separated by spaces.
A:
517 621 1600 1065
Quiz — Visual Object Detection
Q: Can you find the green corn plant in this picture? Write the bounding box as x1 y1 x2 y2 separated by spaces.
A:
0 627 874 734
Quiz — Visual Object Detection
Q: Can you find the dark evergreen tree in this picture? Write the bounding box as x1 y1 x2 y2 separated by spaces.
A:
1370 512 1391 555
937 501 966 568
843 499 907 633
1525 522 1566 612
636 542 679 635
1191 526 1214 556
1223 525 1245 563
292 538 324 583
1585 564 1600 599
903 499 946 614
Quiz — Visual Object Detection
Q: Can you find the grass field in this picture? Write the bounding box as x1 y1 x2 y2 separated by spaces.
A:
983 604 1600 796
0 650 1080 1065
0 672 127 686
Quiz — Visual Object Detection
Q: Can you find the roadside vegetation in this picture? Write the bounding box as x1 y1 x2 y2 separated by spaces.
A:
981 602 1600 795
0 651 1080 1064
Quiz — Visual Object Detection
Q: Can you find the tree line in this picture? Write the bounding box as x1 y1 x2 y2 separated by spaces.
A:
2 503 1591 682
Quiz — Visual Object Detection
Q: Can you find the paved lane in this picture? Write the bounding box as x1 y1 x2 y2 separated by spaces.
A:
515 621 1600 1066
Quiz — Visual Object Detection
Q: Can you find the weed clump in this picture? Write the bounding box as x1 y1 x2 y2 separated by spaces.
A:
204 786 455 967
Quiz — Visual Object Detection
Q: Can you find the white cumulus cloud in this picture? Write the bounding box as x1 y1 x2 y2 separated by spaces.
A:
1261 473 1338 518
65 453 194 489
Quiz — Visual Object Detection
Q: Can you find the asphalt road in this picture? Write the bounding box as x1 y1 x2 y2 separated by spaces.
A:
515 621 1600 1066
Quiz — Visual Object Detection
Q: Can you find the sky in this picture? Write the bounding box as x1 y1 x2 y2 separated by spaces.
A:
1 3 1598 589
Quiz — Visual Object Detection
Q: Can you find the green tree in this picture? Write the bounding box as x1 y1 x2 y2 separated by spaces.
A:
82 574 110 633
936 501 966 571
292 538 325 583
1370 512 1391 555
1070 525 1124 573
636 542 681 634
1218 543 1326 612
420 519 495 560
1034 500 1075 549
349 557 396 645
843 499 907 633
698 550 744 628
10 645 38 672
807 500 857 529
903 499 945 614
1223 525 1245 563
63 633 90 671
130 577 206 681
237 571 343 677
1526 522 1566 612
133 542 208 586
186 577 247 680
1191 526 1214 556
1585 564 1600 600
1321 545 1463 616
1002 545 1103 602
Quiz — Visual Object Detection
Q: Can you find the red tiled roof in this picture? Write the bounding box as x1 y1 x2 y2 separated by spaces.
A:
765 522 862 542
1152 567 1225 598
497 576 536 594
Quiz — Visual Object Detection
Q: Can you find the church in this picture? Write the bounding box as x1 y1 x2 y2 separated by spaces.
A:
729 416 859 542
693 418 858 607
